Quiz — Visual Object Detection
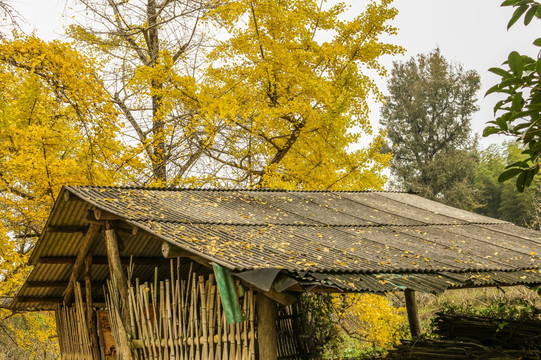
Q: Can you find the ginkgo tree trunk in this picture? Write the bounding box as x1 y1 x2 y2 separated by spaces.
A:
70 0 218 184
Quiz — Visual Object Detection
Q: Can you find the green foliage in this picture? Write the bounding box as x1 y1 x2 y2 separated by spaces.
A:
381 48 481 209
294 293 341 360
474 142 540 227
484 0 541 192
325 333 388 360
439 297 541 321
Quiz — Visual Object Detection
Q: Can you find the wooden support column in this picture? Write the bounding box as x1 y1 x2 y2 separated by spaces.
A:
405 289 422 338
256 293 278 360
104 221 132 334
63 223 101 305
85 253 101 359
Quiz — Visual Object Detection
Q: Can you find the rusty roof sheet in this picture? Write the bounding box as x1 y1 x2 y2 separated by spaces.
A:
11 186 541 310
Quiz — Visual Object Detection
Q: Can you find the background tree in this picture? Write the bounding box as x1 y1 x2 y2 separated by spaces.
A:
483 0 541 192
474 142 540 228
381 48 481 209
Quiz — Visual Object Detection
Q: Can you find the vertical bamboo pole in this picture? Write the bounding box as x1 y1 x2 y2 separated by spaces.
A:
200 277 209 360
222 313 228 360
189 276 195 360
208 283 216 360
142 283 158 360
151 283 162 360
194 274 201 360
161 281 169 360
216 291 223 360
242 294 248 360
166 280 175 359
228 322 235 360
248 290 255 360
85 254 101 359
180 279 187 360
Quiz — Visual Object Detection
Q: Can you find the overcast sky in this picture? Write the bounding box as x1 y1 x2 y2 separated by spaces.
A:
12 0 541 148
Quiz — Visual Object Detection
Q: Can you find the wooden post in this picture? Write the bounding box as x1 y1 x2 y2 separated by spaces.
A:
256 294 278 360
405 289 422 338
63 223 101 305
85 253 101 359
104 221 132 335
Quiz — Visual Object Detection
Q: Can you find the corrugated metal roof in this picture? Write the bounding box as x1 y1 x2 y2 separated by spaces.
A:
312 269 541 294
61 186 541 273
10 186 541 310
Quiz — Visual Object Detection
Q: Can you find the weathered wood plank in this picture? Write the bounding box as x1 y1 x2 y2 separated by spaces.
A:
104 221 132 335
38 256 168 265
256 294 278 360
405 289 422 338
62 223 101 305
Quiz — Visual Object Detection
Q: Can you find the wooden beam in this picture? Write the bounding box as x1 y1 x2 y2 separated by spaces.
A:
26 281 69 288
38 256 169 266
256 294 278 360
104 221 132 334
46 226 88 235
94 209 122 221
26 281 107 289
83 211 138 235
17 297 64 304
39 257 76 264
162 242 192 258
405 289 422 338
255 287 297 306
63 191 82 202
62 223 101 305
16 297 106 306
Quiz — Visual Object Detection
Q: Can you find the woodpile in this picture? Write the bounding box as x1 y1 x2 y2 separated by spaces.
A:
434 313 541 349
388 313 541 359
387 339 541 359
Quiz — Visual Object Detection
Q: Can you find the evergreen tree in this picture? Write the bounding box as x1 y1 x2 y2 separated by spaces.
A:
381 48 481 210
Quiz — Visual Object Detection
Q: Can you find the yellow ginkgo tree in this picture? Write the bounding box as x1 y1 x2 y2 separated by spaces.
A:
0 36 141 357
68 0 400 190
200 0 401 189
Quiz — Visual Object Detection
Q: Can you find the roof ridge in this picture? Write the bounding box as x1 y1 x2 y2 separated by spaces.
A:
129 219 506 227
66 185 408 194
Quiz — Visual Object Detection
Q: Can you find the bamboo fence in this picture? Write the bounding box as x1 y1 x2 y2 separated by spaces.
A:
107 260 257 360
56 259 307 359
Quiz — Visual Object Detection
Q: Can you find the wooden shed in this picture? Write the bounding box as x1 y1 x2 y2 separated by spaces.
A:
6 186 541 359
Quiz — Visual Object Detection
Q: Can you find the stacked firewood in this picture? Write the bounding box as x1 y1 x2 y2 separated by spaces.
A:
387 313 541 359
434 313 541 349
387 339 541 359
